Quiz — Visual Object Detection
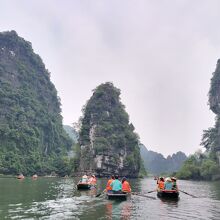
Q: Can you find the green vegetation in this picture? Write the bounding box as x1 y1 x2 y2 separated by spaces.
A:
78 82 143 177
0 31 72 176
177 59 220 180
176 152 220 180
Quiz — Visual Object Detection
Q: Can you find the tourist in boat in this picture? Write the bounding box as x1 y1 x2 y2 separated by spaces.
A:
32 174 38 179
110 175 122 193
122 177 131 193
157 177 165 190
164 177 173 190
17 173 24 179
88 174 97 185
106 175 115 192
81 175 88 183
171 177 178 190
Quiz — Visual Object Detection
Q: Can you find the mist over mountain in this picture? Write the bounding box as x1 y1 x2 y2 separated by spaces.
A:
140 144 187 175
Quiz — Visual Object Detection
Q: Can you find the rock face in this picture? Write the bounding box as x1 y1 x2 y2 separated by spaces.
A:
77 82 141 177
206 59 220 162
209 59 220 115
140 144 187 175
200 59 220 166
0 31 72 175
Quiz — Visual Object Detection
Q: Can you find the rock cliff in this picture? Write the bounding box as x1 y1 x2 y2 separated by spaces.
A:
0 31 72 175
76 82 141 177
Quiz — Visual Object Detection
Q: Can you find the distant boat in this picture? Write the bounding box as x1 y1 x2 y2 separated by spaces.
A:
106 192 129 200
77 181 91 190
17 174 25 179
32 174 38 179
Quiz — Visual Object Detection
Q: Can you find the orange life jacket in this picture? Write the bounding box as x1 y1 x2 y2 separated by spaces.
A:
122 181 131 192
106 179 114 190
158 181 165 189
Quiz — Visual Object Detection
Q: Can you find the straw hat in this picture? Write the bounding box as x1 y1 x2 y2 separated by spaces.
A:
82 175 87 178
165 177 172 182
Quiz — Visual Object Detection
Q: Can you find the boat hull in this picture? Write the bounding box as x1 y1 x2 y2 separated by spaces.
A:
107 192 129 200
157 189 179 199
77 183 91 190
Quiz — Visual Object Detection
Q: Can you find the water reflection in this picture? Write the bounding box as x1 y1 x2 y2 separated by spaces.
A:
104 200 132 220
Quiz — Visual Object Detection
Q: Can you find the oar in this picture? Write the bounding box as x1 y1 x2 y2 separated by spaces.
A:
96 189 106 197
132 192 156 200
179 189 197 198
145 190 157 194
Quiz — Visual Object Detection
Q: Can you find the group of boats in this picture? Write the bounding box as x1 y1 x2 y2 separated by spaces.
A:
76 177 179 200
17 174 38 179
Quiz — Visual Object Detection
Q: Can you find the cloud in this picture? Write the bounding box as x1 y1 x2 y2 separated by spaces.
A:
0 0 219 156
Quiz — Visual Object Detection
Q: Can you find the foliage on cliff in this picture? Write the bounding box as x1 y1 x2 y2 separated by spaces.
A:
177 60 220 180
140 144 187 175
78 82 142 177
0 31 72 175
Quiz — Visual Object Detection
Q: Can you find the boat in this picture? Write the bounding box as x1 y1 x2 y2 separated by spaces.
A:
157 189 179 199
17 174 25 179
106 192 129 200
32 174 38 179
77 182 91 190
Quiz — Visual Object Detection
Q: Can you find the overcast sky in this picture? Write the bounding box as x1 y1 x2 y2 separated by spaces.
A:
1 0 219 156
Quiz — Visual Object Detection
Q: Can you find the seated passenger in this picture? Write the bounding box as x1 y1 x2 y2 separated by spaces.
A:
110 175 122 193
164 177 173 190
122 177 131 193
171 177 178 190
157 177 165 190
89 175 97 185
106 175 115 192
81 175 88 183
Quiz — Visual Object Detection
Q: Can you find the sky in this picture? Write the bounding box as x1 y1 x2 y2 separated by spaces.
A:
0 0 219 156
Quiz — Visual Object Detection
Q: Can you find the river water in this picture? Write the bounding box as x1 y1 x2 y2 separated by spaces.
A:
0 177 220 219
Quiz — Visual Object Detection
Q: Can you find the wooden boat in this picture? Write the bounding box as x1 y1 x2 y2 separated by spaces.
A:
157 189 179 199
107 192 129 200
17 174 25 179
32 174 38 179
77 182 91 190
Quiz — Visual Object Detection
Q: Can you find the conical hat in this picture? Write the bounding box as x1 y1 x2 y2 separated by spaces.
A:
165 177 172 182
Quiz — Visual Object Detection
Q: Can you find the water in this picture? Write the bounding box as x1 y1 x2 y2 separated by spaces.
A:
0 177 220 219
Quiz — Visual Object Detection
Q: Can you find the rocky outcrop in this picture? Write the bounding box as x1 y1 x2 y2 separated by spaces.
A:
209 59 220 114
76 82 141 177
0 31 72 175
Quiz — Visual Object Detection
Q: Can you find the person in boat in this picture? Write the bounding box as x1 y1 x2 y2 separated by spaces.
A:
122 177 131 193
17 174 25 179
88 174 97 185
110 175 122 194
81 175 88 183
157 177 165 190
106 175 115 192
32 174 38 179
171 177 178 190
164 177 173 190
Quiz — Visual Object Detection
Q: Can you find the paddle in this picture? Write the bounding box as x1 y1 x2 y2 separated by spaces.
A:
179 189 197 198
145 190 157 194
96 189 106 197
132 192 156 200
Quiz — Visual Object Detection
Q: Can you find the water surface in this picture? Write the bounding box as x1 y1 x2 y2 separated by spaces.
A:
0 177 220 219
